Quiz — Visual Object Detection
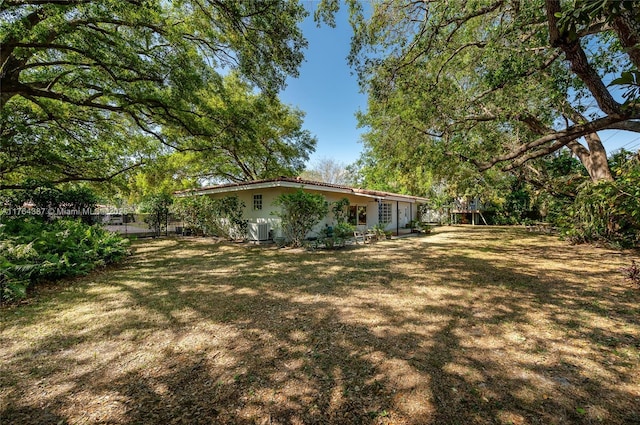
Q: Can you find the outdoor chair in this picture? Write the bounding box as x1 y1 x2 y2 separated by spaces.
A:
354 230 376 244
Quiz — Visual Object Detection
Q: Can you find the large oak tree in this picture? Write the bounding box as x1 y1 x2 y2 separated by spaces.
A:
1 0 308 189
148 73 316 187
326 0 640 183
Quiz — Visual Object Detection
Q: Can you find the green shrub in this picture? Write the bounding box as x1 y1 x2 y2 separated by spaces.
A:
140 193 173 236
212 195 248 240
273 190 328 248
334 221 355 238
317 222 354 250
561 177 640 248
314 198 354 249
331 198 350 224
0 218 130 303
173 196 210 235
0 184 99 223
173 195 247 240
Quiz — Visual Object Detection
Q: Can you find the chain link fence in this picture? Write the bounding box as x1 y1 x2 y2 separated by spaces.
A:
102 213 184 238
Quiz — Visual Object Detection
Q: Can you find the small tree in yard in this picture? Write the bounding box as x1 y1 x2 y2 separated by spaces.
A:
141 193 173 237
273 190 328 247
173 195 247 240
173 195 212 235
326 198 355 248
212 196 248 241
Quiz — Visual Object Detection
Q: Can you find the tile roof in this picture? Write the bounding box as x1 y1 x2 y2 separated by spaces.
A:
176 177 429 203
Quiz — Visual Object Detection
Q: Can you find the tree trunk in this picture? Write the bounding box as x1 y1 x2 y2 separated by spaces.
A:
567 133 614 182
545 0 622 116
612 7 640 69
561 104 615 182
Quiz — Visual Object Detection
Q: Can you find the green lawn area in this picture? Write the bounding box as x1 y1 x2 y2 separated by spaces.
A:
1 226 639 424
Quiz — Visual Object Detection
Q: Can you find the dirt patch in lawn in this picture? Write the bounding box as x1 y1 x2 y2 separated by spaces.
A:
1 226 639 424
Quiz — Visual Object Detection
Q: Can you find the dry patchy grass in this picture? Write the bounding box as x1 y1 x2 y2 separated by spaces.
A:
1 226 639 424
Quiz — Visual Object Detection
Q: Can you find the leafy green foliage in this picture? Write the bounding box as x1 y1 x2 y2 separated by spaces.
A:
273 190 329 248
323 0 639 191
0 218 130 303
561 153 640 247
346 140 439 197
555 0 637 39
333 222 355 239
1 0 308 188
140 193 173 237
172 196 211 236
173 195 247 240
1 184 98 222
487 178 535 225
609 70 640 107
331 198 351 225
0 259 32 304
524 152 590 223
210 196 248 241
168 73 316 184
316 198 354 249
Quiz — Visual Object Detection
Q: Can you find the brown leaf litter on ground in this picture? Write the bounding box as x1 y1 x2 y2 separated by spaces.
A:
1 226 639 424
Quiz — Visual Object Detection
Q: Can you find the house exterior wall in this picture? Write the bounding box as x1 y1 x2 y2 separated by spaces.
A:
399 201 412 229
198 187 284 237
198 185 425 240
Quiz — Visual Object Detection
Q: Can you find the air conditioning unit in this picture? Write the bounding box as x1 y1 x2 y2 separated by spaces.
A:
247 222 270 241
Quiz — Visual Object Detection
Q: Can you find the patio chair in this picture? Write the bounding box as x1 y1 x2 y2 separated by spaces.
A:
365 229 377 243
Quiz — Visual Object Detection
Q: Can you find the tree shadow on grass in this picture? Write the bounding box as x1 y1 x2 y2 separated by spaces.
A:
1 229 639 424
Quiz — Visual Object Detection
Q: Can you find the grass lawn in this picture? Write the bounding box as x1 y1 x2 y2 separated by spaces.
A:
1 226 639 424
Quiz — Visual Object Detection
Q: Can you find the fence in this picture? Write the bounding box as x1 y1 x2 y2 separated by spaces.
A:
102 213 183 238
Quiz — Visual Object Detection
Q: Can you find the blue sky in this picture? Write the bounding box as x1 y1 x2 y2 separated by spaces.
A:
279 5 366 166
279 4 640 168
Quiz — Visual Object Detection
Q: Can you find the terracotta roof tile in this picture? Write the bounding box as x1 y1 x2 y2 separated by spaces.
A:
175 177 429 203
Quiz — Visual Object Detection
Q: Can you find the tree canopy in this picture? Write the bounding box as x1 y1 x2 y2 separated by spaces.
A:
1 0 308 189
326 0 640 184
179 73 316 183
124 73 316 199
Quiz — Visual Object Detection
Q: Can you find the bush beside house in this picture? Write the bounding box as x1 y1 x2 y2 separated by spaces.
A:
273 189 329 248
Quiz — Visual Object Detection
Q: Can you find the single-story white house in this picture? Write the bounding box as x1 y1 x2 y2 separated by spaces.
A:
176 177 429 241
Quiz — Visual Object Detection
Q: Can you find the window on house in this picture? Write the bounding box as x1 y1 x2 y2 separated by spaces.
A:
253 194 262 211
348 206 357 225
379 202 392 224
349 205 367 225
358 207 367 225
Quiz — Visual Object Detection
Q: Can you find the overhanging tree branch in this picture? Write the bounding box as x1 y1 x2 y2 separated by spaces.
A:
546 0 622 115
0 161 145 190
478 113 638 171
606 120 640 133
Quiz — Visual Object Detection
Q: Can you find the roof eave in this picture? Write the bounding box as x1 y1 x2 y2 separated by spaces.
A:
175 178 430 203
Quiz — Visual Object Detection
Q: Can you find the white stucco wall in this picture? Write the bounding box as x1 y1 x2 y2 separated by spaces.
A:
200 186 423 240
